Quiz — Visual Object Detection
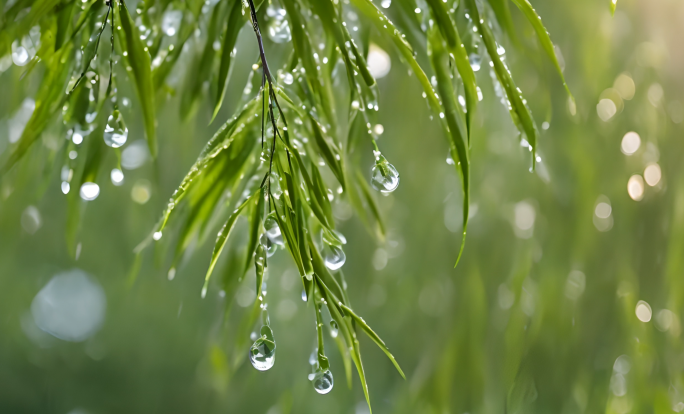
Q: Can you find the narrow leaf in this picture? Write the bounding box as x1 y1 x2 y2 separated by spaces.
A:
201 191 255 297
428 27 469 267
339 303 406 379
212 0 244 122
510 0 574 101
115 0 157 157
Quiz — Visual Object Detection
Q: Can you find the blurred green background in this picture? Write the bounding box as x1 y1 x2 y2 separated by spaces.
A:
2 0 684 413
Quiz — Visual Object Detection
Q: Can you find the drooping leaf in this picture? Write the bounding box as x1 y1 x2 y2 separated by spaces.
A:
509 0 574 102
428 26 469 267
465 0 538 161
154 97 260 236
244 187 265 275
212 0 244 122
339 303 405 379
425 0 477 137
180 1 221 120
201 191 256 297
115 0 157 157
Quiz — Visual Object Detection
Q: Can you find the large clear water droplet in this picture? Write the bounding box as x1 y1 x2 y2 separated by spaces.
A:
249 325 276 371
370 153 400 193
323 244 346 270
104 109 128 148
329 320 339 338
266 6 291 43
79 182 100 201
260 233 277 257
264 213 284 246
469 53 481 71
301 289 308 302
311 369 334 394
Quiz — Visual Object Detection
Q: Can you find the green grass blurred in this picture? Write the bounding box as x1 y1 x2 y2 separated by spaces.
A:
1 0 684 413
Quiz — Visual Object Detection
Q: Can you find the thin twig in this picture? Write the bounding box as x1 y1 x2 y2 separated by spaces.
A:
246 0 287 199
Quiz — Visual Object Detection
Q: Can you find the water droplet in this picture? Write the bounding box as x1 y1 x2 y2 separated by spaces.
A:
249 325 276 371
110 168 124 186
153 231 163 240
311 369 334 394
381 0 391 8
329 320 338 338
370 154 400 193
268 172 283 198
31 269 106 342
264 213 284 246
469 53 481 71
104 109 128 148
79 182 100 201
260 233 277 257
323 244 346 270
266 6 291 43
302 289 308 302
279 71 294 85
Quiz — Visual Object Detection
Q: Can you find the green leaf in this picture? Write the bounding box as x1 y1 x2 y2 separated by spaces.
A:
354 170 386 241
211 0 244 122
314 275 372 413
244 187 265 275
428 26 469 267
282 0 336 131
510 0 574 102
507 369 538 414
465 0 538 161
154 98 260 236
201 191 256 297
180 1 221 120
425 0 478 137
348 0 444 131
488 0 520 48
115 0 157 158
55 0 76 50
339 303 405 379
310 117 345 189
610 0 617 16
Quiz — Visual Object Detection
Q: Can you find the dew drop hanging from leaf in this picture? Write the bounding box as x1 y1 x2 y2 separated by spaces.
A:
260 233 277 257
323 244 346 270
104 109 128 148
370 152 400 193
249 321 276 371
310 369 334 394
264 212 284 246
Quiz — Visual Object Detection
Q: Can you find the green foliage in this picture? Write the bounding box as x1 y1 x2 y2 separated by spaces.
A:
0 0 573 410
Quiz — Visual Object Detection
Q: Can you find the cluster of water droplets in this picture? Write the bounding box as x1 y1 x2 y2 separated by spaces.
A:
370 151 400 193
265 5 291 44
